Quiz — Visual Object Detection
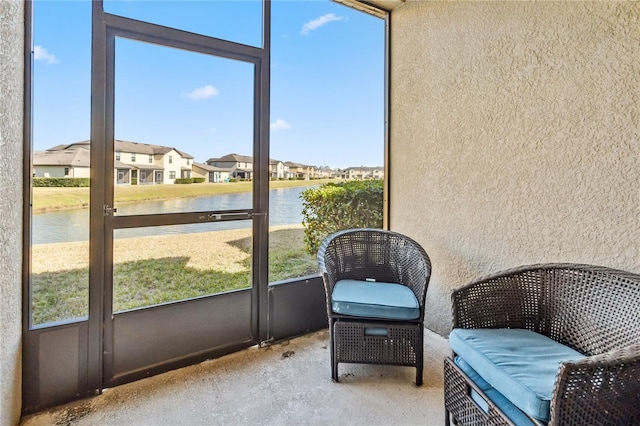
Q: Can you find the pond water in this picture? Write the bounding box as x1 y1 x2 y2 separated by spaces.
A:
32 186 312 244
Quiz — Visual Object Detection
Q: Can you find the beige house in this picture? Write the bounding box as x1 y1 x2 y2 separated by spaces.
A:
206 153 254 180
314 167 333 179
192 162 231 183
269 159 286 179
113 140 194 185
35 140 195 185
284 161 316 180
32 148 91 178
336 166 384 180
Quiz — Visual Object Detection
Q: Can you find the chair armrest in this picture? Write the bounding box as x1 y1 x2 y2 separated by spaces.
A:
451 265 547 330
550 344 640 425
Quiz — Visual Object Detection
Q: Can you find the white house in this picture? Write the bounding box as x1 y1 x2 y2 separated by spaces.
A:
35 140 195 185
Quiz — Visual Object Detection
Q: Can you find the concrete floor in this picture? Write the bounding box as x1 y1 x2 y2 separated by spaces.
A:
20 329 450 426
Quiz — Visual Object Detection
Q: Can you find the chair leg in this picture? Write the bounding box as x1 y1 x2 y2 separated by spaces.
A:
330 321 339 382
415 325 424 386
444 409 450 426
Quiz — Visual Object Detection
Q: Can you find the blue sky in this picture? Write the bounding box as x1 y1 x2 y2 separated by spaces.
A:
33 0 384 170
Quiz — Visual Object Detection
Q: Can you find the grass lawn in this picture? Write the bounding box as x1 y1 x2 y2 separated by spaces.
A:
32 179 340 212
31 226 318 325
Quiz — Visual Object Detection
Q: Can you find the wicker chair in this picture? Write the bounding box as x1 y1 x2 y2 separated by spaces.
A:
317 228 432 385
444 263 640 426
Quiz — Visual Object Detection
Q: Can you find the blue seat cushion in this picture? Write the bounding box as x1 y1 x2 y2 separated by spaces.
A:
449 328 585 422
454 357 535 426
331 279 419 320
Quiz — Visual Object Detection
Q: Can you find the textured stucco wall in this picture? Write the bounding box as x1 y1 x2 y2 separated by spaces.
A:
0 0 24 424
390 1 640 335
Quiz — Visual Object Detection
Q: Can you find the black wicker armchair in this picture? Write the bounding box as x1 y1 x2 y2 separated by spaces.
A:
444 263 640 426
317 228 431 385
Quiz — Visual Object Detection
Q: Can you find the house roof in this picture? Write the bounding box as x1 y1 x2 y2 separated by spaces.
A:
207 153 253 163
114 140 194 159
134 164 164 171
284 161 313 168
343 166 384 172
33 149 90 167
192 162 229 172
115 160 132 169
46 140 194 159
174 149 194 159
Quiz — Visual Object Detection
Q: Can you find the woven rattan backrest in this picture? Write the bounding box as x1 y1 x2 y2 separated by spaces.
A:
540 265 640 356
318 228 431 304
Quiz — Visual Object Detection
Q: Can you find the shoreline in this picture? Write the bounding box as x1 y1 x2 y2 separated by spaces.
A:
32 179 338 213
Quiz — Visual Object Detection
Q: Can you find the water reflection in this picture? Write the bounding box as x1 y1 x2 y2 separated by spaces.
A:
33 186 311 244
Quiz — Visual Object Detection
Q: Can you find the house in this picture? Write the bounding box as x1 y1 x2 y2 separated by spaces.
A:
314 166 333 179
36 140 195 185
3 1 638 424
32 148 91 178
336 166 384 180
206 153 254 180
112 140 194 184
284 161 315 180
269 159 285 179
191 162 231 183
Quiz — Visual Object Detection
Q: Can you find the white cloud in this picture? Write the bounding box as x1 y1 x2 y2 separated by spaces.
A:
34 45 59 64
300 13 345 36
270 119 291 130
183 85 219 100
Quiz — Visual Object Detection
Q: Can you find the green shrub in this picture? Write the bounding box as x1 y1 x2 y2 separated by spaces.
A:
301 179 383 255
33 177 90 187
229 178 239 183
174 178 193 184
193 177 205 183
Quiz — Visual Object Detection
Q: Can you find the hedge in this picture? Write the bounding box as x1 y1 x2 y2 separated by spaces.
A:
33 177 90 187
174 177 205 184
300 179 383 255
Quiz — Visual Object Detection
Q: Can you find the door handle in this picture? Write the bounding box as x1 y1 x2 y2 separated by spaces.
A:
202 212 251 221
103 205 118 216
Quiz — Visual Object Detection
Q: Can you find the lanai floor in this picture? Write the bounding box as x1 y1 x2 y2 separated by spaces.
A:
20 329 450 426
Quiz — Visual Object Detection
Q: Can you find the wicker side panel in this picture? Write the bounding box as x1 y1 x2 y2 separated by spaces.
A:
550 349 640 426
444 358 515 426
333 321 420 367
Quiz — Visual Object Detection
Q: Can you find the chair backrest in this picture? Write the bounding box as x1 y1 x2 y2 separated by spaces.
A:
455 264 640 355
538 264 640 356
318 228 432 316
